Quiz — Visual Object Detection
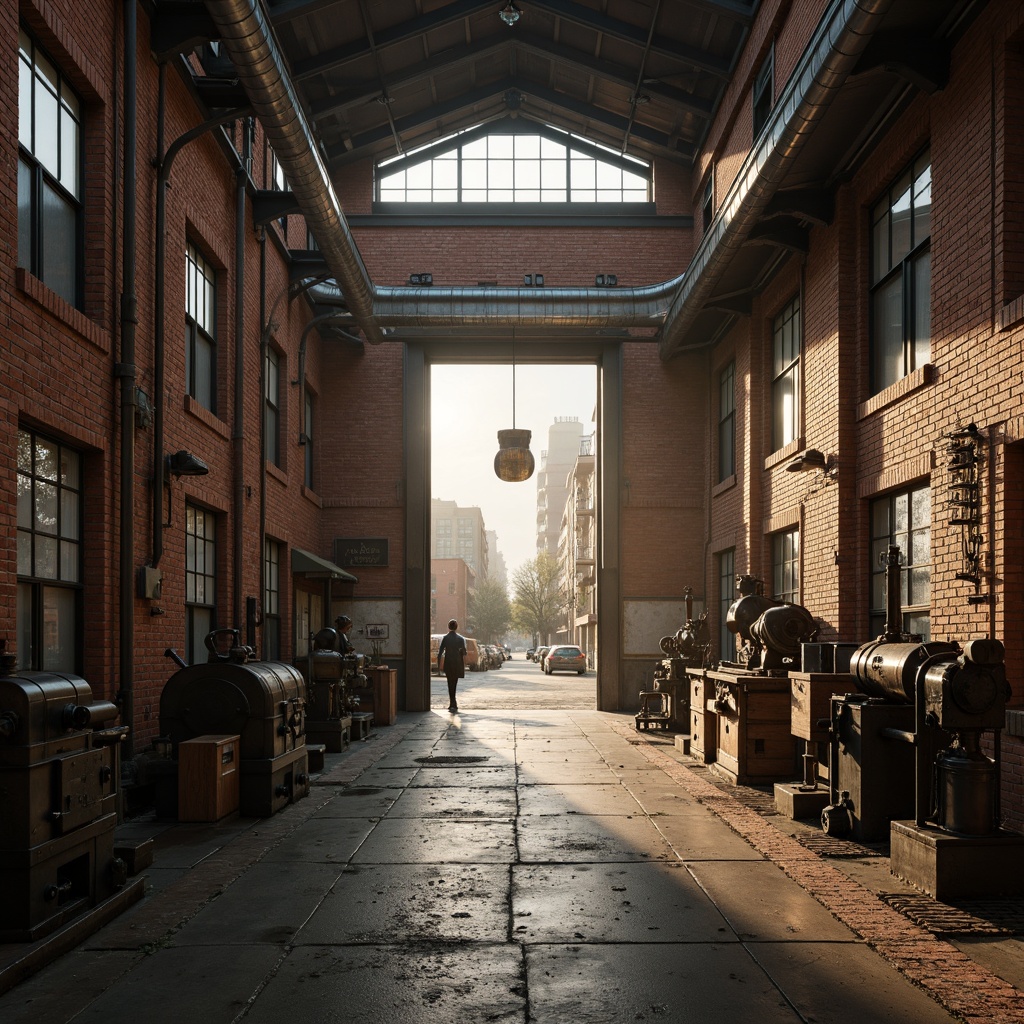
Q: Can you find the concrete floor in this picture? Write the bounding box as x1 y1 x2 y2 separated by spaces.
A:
2 709 1023 1023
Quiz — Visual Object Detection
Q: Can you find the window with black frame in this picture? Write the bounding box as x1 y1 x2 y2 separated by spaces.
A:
18 27 82 308
702 171 714 236
303 389 314 489
718 548 735 662
718 361 735 482
772 529 799 604
869 485 930 639
771 297 800 451
16 428 82 672
752 44 774 139
185 504 217 664
265 347 280 466
870 149 931 394
186 241 217 413
264 538 281 660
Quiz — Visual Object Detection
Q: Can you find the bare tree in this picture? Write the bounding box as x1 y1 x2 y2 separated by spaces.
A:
511 553 566 646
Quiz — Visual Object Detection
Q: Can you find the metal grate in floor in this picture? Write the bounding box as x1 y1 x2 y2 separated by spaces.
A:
414 755 491 765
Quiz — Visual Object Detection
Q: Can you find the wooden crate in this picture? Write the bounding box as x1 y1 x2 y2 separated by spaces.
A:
178 734 240 822
686 670 716 763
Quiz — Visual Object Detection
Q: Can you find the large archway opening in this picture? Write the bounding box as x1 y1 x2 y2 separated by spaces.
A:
429 362 597 710
402 340 625 714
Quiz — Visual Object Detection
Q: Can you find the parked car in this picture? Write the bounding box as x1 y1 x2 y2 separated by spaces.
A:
465 637 481 671
503 645 512 659
544 645 587 675
430 633 445 674
526 648 536 662
534 646 550 668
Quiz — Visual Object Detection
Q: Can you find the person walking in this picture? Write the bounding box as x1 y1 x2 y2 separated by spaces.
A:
437 619 467 713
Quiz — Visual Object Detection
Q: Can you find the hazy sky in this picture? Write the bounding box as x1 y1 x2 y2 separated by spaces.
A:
431 364 597 579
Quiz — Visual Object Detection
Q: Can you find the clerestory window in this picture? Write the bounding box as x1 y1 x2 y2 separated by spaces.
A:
377 122 650 204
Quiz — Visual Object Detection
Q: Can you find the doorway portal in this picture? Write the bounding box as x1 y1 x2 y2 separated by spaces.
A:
403 341 624 714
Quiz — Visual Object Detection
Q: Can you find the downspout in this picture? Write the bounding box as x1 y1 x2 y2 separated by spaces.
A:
258 228 267 644
232 120 252 627
119 0 138 755
659 0 895 357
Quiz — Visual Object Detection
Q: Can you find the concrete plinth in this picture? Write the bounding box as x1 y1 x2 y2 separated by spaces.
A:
890 820 1024 900
674 735 691 756
774 782 830 821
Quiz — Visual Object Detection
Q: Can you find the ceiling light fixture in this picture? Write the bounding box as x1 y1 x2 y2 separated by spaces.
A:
499 3 521 27
494 331 535 482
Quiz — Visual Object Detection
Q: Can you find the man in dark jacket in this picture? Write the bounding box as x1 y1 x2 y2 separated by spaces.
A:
437 619 467 713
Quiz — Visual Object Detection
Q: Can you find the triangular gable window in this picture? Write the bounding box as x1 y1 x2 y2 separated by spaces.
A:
376 120 650 204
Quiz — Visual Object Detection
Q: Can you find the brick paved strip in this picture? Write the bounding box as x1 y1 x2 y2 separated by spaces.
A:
619 724 1024 1023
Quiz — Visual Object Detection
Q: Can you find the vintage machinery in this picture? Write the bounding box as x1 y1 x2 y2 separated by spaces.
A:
300 626 362 751
637 587 708 731
685 576 815 784
0 651 132 940
159 629 310 818
821 545 1023 897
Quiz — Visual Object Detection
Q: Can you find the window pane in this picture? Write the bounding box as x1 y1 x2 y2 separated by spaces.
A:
913 163 931 242
60 103 79 197
35 480 57 533
34 73 59 177
872 274 904 390
18 530 31 575
41 180 77 305
407 162 431 189
19 47 32 147
60 488 79 539
17 472 31 529
890 171 913 264
18 158 32 271
571 160 596 189
515 160 540 190
61 447 80 488
515 135 539 159
433 160 457 190
871 207 889 283
35 535 57 578
60 540 78 582
489 135 513 158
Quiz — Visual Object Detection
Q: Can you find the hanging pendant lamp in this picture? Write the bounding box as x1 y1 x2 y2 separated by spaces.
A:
494 332 535 482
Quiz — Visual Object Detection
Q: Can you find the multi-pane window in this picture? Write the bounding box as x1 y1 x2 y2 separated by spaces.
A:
771 297 800 450
718 361 735 482
264 539 281 660
16 429 81 671
18 28 82 308
702 172 714 236
752 45 774 139
436 518 452 557
871 150 931 393
303 390 314 488
185 504 216 665
718 549 735 662
186 241 217 412
265 347 280 466
378 126 649 203
448 581 456 595
870 485 930 639
772 529 799 604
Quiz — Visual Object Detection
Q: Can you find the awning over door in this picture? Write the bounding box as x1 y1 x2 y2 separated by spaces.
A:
291 547 358 583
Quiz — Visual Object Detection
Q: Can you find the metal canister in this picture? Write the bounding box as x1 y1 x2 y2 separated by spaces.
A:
935 748 997 835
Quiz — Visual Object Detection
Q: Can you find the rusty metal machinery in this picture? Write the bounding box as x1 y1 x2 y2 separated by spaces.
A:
0 652 130 940
726 575 817 672
299 626 365 751
822 545 1012 843
158 629 309 819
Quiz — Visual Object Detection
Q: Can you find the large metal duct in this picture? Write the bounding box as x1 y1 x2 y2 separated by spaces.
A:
658 0 894 359
205 0 890 345
202 0 383 344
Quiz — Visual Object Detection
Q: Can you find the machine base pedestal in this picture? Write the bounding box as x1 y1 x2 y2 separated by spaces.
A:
890 820 1024 900
674 734 691 755
774 781 831 820
306 717 352 753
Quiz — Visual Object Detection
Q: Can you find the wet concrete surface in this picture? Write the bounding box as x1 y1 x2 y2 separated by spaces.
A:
1 707 1022 1022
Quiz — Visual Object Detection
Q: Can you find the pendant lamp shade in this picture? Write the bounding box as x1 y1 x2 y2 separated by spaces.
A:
494 428 535 482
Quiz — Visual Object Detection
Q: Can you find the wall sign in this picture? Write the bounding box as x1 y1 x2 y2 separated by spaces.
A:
335 537 389 567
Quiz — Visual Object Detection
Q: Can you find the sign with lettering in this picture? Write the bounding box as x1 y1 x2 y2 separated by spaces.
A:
364 623 389 640
335 538 389 568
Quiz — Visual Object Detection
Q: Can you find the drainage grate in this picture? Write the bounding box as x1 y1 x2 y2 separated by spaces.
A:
796 833 886 858
878 892 1024 935
414 755 491 766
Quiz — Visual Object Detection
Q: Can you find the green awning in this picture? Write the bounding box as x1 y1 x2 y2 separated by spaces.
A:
291 548 358 583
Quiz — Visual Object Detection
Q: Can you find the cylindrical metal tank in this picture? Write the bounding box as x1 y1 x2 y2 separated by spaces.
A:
936 748 997 835
849 640 959 703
